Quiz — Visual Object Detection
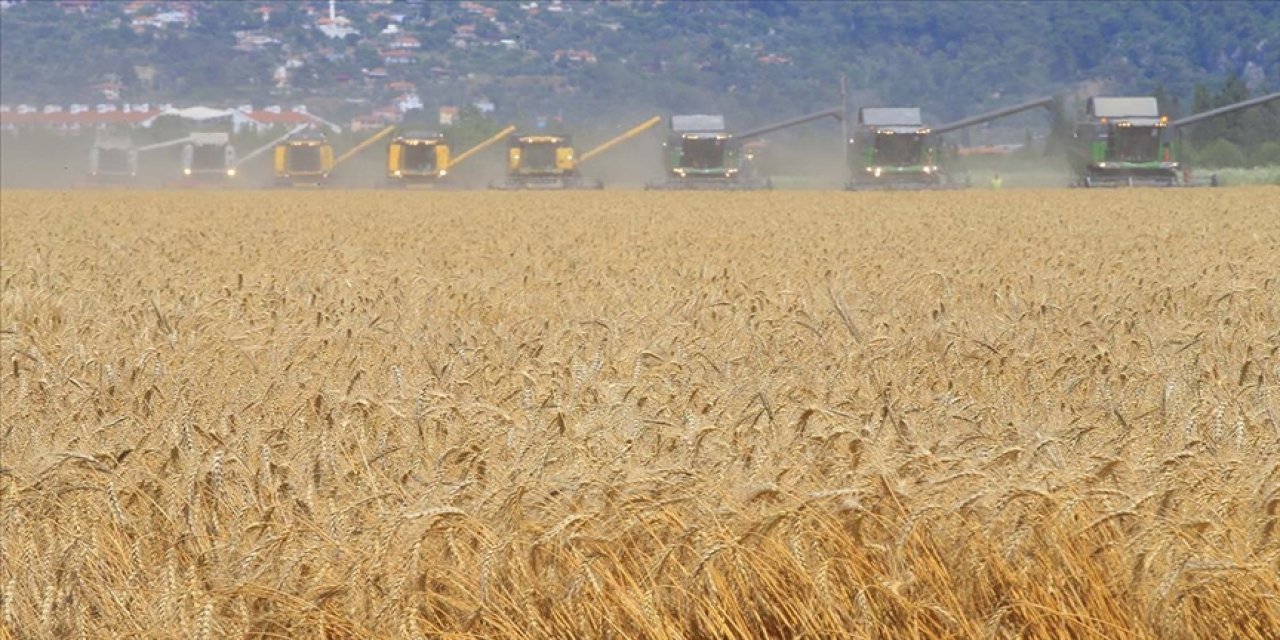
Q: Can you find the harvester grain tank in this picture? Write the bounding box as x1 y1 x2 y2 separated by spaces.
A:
846 97 1055 190
1072 92 1279 187
273 125 395 186
88 132 139 183
386 124 515 187
494 116 661 189
647 109 842 190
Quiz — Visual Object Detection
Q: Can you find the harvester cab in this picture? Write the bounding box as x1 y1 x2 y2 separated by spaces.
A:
503 133 587 188
387 124 515 187
273 129 335 187
648 109 841 190
847 108 943 189
272 125 395 187
847 98 1055 190
387 131 450 184
88 132 139 183
496 116 660 189
182 132 237 181
654 115 745 187
1072 97 1177 187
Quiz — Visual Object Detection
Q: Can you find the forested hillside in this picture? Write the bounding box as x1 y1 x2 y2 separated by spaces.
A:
2 0 1277 156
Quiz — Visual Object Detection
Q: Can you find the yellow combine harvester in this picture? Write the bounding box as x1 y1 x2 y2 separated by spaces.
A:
494 116 661 189
273 126 396 187
386 125 516 187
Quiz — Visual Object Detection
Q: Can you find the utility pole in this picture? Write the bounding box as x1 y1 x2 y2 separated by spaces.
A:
840 74 850 168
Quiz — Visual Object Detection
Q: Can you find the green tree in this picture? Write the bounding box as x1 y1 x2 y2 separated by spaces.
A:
1251 141 1280 167
1196 139 1247 168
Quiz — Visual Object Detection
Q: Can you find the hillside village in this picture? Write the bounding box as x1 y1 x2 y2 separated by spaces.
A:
4 0 814 133
1 0 1276 164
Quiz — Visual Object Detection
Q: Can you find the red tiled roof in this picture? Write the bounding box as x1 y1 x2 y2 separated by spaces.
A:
0 109 162 127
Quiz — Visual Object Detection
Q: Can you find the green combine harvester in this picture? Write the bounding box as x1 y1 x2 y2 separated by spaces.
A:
1071 92 1279 187
846 98 1055 190
647 109 842 190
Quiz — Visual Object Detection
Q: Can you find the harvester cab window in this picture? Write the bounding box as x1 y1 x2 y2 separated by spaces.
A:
99 149 130 172
519 141 558 171
1107 126 1161 162
680 137 724 169
287 145 323 172
873 133 924 167
403 142 437 172
192 144 226 170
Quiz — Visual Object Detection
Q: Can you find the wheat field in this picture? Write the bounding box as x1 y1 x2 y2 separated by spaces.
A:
2 188 1279 639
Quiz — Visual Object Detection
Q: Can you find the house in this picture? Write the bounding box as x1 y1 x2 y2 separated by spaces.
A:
472 99 495 114
316 17 358 39
757 54 791 65
232 105 342 133
389 35 421 50
395 94 423 113
350 114 387 132
57 0 94 14
122 1 155 14
93 80 124 102
387 81 417 93
380 49 416 65
439 106 458 126
552 49 597 64
0 104 165 132
363 67 389 79
234 31 281 52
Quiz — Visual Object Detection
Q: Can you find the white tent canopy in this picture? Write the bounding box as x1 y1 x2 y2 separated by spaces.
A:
159 106 237 121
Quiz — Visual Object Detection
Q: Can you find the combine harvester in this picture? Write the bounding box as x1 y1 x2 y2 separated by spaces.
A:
385 125 516 188
126 125 304 187
271 126 395 187
846 98 1055 190
646 109 843 190
1072 92 1279 187
86 132 140 184
492 116 660 189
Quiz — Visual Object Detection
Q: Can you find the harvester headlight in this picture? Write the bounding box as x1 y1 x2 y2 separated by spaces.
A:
393 170 403 177
1098 162 1108 168
227 168 237 177
674 168 686 177
923 166 933 174
873 167 882 178
438 170 447 177
726 168 738 175
183 168 193 176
